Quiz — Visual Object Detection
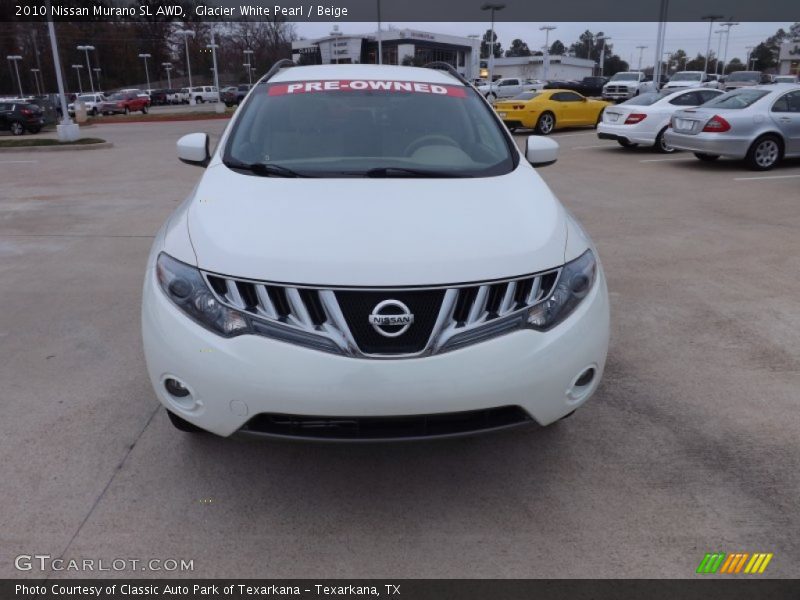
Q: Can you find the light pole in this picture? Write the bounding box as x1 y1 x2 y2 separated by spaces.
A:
714 29 724 74
481 3 505 89
207 29 223 113
71 64 83 93
540 25 556 81
7 55 23 97
745 46 755 70
701 14 723 73
720 22 738 76
93 67 101 91
597 35 611 76
77 45 95 92
45 0 78 140
138 53 151 92
31 68 42 95
176 29 196 104
663 51 671 76
162 62 173 88
243 49 254 85
376 0 382 65
635 45 647 71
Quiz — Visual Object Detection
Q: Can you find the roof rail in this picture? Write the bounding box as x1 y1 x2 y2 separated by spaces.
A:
261 58 295 83
423 62 470 86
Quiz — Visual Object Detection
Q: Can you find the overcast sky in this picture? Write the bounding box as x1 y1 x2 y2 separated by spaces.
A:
294 22 793 68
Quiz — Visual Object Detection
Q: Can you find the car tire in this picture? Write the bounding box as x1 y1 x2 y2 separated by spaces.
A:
90 107 97 116
196 96 203 104
124 106 130 115
694 152 720 161
654 127 676 153
167 410 206 433
10 121 24 136
486 92 496 101
617 138 637 148
141 105 148 114
745 134 782 171
535 112 556 135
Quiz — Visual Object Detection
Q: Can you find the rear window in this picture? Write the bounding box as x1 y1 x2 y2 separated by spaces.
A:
512 92 540 100
702 89 769 109
670 72 702 81
727 72 760 82
224 79 515 178
620 92 663 106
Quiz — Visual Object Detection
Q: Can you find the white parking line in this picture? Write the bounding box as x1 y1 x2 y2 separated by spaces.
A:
733 173 800 181
639 157 694 163
573 144 613 150
552 132 597 138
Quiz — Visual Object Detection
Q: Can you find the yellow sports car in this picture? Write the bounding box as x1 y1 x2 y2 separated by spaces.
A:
494 89 612 135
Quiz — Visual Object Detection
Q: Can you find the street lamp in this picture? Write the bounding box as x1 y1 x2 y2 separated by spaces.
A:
720 21 738 76
7 55 23 97
243 49 254 85
713 29 724 74
745 46 755 70
162 62 173 88
663 51 671 76
540 25 556 81
71 64 83 93
597 35 611 76
206 30 223 113
480 3 505 90
93 68 101 91
76 45 95 92
176 29 196 104
701 14 724 74
635 45 647 71
31 68 42 95
138 53 151 92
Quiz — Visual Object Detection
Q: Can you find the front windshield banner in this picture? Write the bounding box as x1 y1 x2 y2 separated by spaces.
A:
268 80 467 98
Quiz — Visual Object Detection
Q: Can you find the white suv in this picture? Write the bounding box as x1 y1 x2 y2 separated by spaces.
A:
189 86 219 104
142 63 610 440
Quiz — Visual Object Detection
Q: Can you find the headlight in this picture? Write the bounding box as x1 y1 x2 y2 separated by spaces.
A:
156 252 251 337
527 249 597 331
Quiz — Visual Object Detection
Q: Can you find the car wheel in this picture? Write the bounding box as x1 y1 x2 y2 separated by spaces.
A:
745 135 782 171
141 105 148 114
617 138 637 148
196 96 203 104
535 112 555 135
166 410 206 433
654 127 676 153
124 106 130 115
694 152 720 161
91 107 97 116
486 92 496 101
10 121 24 136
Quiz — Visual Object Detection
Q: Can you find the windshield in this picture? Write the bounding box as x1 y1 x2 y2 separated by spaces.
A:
78 95 96 101
670 72 702 81
727 72 759 82
774 77 796 83
702 89 769 109
108 93 124 100
224 79 515 178
610 73 639 81
620 92 665 106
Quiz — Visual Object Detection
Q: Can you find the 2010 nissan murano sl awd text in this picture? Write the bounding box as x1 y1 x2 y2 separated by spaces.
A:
141 62 610 441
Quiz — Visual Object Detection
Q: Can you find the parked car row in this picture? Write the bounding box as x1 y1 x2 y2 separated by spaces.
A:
0 101 44 135
597 84 800 170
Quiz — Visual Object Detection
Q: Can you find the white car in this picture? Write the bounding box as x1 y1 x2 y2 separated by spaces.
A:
598 87 724 152
142 63 610 440
68 93 106 116
477 78 545 100
188 85 220 104
662 71 713 90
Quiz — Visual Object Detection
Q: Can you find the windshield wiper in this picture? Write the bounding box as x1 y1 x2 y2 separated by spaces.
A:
225 160 309 178
364 167 469 178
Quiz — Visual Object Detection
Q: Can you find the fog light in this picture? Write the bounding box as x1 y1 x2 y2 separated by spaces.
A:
164 378 190 398
575 368 595 387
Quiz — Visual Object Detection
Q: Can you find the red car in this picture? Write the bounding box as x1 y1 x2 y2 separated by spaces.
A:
98 92 150 115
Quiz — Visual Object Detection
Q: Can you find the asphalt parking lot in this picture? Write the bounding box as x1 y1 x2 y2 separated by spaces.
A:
2 120 798 579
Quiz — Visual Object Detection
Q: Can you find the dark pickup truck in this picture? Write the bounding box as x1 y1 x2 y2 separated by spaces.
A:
545 76 609 97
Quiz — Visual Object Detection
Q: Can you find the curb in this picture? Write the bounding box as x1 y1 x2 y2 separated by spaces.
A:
0 141 113 153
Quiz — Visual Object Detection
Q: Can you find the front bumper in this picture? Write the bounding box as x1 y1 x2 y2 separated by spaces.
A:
142 266 610 439
663 130 752 158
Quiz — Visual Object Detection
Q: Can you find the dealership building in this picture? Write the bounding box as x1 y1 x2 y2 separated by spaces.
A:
292 28 482 79
490 55 596 80
778 40 800 75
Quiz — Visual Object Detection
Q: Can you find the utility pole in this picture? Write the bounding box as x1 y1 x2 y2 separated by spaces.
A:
77 45 95 92
176 29 196 104
7 55 23 97
540 25 556 81
714 30 724 74
207 28 223 113
243 49 253 85
701 14 723 73
162 63 172 88
481 3 505 88
720 21 738 76
138 53 151 92
597 35 611 76
71 64 83 93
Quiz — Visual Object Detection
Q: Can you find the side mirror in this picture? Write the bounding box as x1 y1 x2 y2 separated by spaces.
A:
526 136 559 167
177 132 210 167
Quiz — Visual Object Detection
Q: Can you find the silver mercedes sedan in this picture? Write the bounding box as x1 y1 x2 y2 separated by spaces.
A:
664 84 800 170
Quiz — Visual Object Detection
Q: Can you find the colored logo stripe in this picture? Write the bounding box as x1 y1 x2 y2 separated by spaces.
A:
697 552 773 574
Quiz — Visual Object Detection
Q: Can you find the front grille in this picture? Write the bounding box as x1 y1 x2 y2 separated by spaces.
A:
202 268 561 358
604 85 630 94
335 289 445 355
241 406 532 440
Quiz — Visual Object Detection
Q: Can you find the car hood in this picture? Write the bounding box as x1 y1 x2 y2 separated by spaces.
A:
185 163 569 287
